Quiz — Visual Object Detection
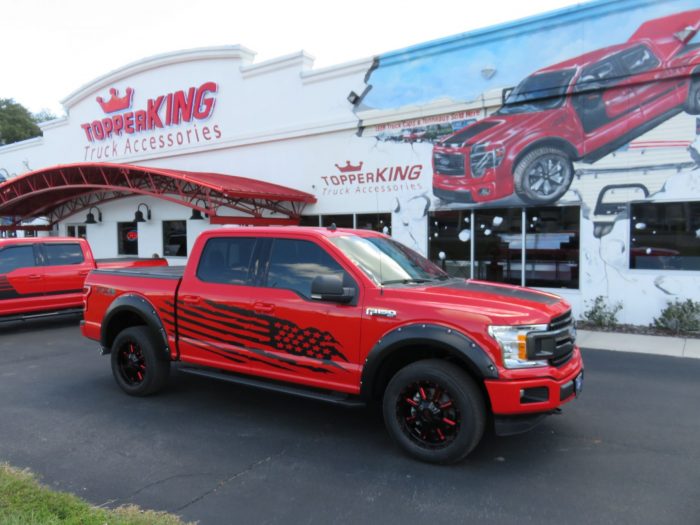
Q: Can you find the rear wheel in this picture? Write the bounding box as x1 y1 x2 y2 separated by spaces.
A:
382 359 485 464
111 326 170 396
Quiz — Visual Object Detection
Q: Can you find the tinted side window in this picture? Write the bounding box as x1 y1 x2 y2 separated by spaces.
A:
575 59 623 92
44 243 85 266
197 237 257 284
266 239 352 298
0 246 36 273
618 45 659 75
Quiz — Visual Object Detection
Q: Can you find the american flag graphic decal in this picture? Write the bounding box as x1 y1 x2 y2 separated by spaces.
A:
159 299 348 373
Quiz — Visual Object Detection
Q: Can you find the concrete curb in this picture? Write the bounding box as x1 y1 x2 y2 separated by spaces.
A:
577 329 700 359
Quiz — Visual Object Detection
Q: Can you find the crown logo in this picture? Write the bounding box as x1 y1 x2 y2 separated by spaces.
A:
96 87 134 114
335 161 363 173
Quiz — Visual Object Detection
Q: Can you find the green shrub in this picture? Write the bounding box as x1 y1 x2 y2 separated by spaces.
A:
582 296 622 328
653 299 700 334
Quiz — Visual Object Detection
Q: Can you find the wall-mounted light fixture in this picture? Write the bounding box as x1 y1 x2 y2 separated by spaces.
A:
188 199 209 220
85 206 102 224
134 203 151 223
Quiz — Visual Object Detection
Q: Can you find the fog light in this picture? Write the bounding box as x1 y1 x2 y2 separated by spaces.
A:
478 188 491 196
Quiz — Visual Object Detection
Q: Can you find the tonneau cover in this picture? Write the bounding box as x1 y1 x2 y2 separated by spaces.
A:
91 266 185 280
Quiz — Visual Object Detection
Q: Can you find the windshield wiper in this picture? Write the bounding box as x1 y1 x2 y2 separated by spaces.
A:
380 278 436 285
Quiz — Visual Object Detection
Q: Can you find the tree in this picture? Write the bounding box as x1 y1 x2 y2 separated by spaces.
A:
0 98 42 145
32 108 57 123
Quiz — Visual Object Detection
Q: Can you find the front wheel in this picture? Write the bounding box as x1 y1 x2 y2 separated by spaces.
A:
382 360 485 464
513 147 574 204
111 326 170 396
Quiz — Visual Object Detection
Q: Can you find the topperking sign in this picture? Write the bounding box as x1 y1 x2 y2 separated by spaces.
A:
80 82 223 160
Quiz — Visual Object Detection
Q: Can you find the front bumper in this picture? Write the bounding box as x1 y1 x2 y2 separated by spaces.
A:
484 347 583 415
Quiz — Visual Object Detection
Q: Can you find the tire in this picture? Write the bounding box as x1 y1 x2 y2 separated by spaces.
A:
382 359 485 464
110 326 170 396
684 78 700 115
513 146 574 204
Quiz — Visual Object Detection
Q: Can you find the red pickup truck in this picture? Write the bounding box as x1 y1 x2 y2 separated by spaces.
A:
0 237 166 323
82 227 583 464
432 10 700 205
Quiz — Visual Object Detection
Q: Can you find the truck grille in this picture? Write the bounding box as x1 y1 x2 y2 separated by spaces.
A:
526 310 576 367
433 152 465 176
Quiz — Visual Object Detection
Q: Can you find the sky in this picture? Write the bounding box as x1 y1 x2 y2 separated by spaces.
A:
0 0 585 115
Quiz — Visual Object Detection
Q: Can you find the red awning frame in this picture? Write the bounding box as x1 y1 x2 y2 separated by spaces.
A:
0 162 316 230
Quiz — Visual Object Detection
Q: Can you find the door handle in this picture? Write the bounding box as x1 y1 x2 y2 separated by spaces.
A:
181 295 202 305
78 270 90 277
254 302 275 314
28 274 42 280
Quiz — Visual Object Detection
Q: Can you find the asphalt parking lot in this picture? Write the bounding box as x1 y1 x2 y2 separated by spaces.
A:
1 318 699 525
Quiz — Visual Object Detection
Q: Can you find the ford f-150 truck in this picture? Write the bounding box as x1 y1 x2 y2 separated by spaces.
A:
81 227 583 464
432 10 700 205
0 237 167 323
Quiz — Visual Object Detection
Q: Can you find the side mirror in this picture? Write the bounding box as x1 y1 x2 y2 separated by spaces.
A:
501 86 514 105
311 275 355 304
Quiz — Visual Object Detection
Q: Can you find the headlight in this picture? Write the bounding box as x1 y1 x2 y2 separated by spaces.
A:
488 324 548 369
470 142 505 178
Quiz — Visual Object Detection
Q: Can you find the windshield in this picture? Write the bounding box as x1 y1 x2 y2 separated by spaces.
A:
496 69 575 115
329 235 448 285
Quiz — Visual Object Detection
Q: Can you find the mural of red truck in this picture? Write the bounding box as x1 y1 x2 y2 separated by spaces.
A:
432 10 700 205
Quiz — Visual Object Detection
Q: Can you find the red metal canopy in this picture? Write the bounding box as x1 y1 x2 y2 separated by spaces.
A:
0 162 316 230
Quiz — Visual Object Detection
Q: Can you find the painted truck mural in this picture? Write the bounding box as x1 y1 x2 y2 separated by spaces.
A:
348 0 700 323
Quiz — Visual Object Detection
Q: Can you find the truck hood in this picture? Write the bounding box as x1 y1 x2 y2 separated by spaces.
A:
380 279 570 326
440 111 564 148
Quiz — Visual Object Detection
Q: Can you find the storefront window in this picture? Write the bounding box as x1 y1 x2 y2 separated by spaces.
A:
429 210 472 278
163 220 187 257
67 225 87 239
630 201 700 270
321 214 353 228
428 206 580 288
356 213 391 234
525 207 579 288
117 222 138 255
474 208 522 286
299 215 320 226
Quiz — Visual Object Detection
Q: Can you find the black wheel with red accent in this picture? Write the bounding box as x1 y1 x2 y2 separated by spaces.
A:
111 326 170 396
382 359 485 464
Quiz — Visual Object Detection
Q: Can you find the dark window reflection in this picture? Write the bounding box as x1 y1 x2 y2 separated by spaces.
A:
356 213 391 234
525 207 579 288
117 222 138 255
163 220 187 257
474 208 522 285
630 201 700 270
428 210 472 278
321 214 353 228
266 239 353 298
299 215 320 226
45 243 84 266
0 246 35 273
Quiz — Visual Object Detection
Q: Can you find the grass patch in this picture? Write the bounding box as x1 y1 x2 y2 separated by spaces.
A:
0 463 194 525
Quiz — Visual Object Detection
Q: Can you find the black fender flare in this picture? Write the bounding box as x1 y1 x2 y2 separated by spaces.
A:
360 323 498 400
100 294 170 359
